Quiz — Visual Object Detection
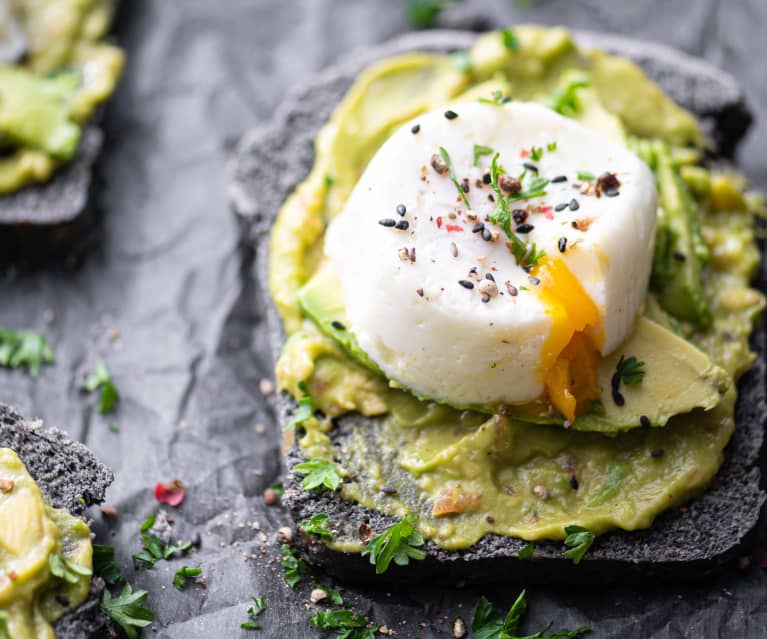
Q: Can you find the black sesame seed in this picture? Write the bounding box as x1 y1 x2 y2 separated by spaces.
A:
481 295 490 303
472 222 484 233
396 204 407 216
673 251 687 262
411 124 421 134
640 415 651 428
516 223 534 234
555 202 569 212
569 476 579 490
611 371 621 391
604 189 619 197
512 209 527 224
458 280 474 289
381 484 397 495
379 218 396 227
612 389 625 406
485 273 495 282
469 266 478 274
483 173 492 184
482 228 493 241
523 162 539 173
650 448 665 458
461 178 470 193
331 320 346 331
444 109 458 120
569 198 580 211
488 193 495 202
551 175 568 183
395 220 409 230
558 237 567 253
528 276 540 286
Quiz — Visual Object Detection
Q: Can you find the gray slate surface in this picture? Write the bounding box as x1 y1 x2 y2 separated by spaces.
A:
1 0 766 637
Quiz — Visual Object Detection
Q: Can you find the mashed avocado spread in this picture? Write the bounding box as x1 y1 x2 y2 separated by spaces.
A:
0 0 124 193
0 448 93 639
270 26 765 550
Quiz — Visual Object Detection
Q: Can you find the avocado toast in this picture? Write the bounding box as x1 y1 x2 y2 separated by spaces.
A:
0 403 118 637
233 27 767 583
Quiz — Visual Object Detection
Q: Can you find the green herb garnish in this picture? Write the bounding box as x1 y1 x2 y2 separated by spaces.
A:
530 146 544 162
93 545 125 585
139 512 156 533
615 354 646 385
294 457 341 491
172 565 202 590
0 327 54 376
324 174 335 189
576 171 595 181
472 591 590 639
83 361 119 414
562 525 595 565
299 513 333 538
49 552 92 584
100 583 154 639
405 0 452 27
478 90 510 106
439 146 471 209
132 534 192 569
241 596 267 630
517 542 535 559
590 399 605 416
473 144 494 167
587 460 629 507
501 28 520 52
280 543 306 587
314 581 344 605
549 77 589 116
361 515 426 574
547 141 557 152
310 609 375 639
287 380 313 429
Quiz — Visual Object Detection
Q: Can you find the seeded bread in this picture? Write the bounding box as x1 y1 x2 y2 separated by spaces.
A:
0 403 118 637
232 30 766 583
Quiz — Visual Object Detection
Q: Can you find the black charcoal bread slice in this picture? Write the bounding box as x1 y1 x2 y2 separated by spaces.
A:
0 403 119 638
231 30 766 583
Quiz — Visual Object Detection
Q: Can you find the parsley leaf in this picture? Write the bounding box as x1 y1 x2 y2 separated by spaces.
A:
473 144 495 167
517 542 535 559
49 552 92 584
576 171 595 181
100 583 154 639
139 513 156 533
287 380 313 429
93 545 125 585
83 361 119 414
472 591 590 639
299 513 333 538
310 609 375 639
439 146 471 209
172 565 202 590
361 515 426 574
280 543 306 587
478 90 510 106
314 581 344 605
616 354 646 386
530 146 544 162
562 525 595 565
405 0 452 27
587 460 630 507
548 77 589 116
501 28 520 52
132 534 192 569
0 611 8 637
241 595 266 630
293 457 341 491
0 327 54 376
547 141 557 152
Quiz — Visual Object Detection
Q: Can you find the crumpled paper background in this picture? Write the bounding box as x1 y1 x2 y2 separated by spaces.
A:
0 1 765 637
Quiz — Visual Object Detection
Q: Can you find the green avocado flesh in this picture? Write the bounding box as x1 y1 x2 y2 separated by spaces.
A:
0 448 93 639
0 0 124 194
270 25 765 549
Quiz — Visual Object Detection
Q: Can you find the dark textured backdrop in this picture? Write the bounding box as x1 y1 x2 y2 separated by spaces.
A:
1 1 766 637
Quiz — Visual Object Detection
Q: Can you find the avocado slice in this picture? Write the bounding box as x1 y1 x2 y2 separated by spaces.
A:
298 262 730 432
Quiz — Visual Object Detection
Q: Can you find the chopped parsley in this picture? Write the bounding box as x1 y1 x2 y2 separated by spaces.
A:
314 581 344 605
100 583 154 639
615 354 646 386
139 512 156 533
299 513 333 538
576 170 595 181
472 591 590 639
587 461 629 507
405 0 452 27
478 90 510 106
439 146 471 208
280 543 306 587
324 174 335 189
517 542 535 559
294 457 341 491
549 77 589 117
93 545 125 585
530 146 544 162
172 565 202 590
287 380 313 429
83 361 119 414
361 514 426 574
0 327 54 377
562 525 595 565
241 596 267 630
501 28 520 52
547 141 557 152
132 534 192 569
310 609 375 639
49 552 92 584
473 144 495 167
0 611 7 636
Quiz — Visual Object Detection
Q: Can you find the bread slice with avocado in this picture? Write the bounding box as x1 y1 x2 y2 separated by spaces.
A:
233 29 766 583
0 403 119 637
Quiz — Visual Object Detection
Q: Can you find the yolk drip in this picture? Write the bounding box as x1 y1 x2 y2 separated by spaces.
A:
534 258 603 422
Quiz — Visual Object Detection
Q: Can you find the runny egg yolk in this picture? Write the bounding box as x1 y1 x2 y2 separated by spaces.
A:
535 258 603 423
